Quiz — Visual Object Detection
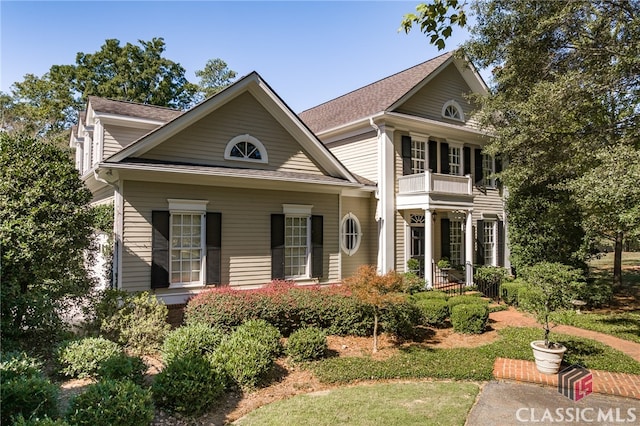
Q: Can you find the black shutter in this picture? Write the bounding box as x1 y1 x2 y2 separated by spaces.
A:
474 148 484 184
428 140 438 172
440 142 450 175
495 155 503 192
271 214 285 280
206 213 222 285
497 220 505 267
401 135 412 175
440 218 451 260
476 220 485 264
151 211 170 289
463 146 471 175
311 215 323 278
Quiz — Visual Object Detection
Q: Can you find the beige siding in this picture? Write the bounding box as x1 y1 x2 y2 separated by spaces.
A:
472 187 504 222
395 63 480 130
103 125 151 158
328 135 378 182
121 181 340 293
91 185 114 205
340 195 377 278
140 92 325 175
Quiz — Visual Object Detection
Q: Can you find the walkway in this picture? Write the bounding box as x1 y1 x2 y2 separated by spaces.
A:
489 308 640 400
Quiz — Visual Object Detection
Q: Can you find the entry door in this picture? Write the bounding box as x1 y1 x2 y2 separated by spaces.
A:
410 226 425 277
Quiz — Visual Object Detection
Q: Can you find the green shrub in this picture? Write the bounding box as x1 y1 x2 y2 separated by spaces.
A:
286 327 327 362
184 284 374 337
96 354 147 384
100 291 171 356
161 323 223 366
500 279 527 306
13 415 70 426
402 271 426 294
0 351 43 383
66 379 154 426
152 355 226 416
415 299 449 327
410 291 448 302
56 337 123 379
1 376 59 425
211 320 282 389
380 301 422 339
447 295 488 310
451 304 489 334
575 278 613 308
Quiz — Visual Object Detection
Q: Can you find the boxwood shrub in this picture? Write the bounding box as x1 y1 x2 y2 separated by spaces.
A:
415 299 449 327
0 351 43 383
1 376 59 425
56 337 123 379
286 327 327 362
152 355 226 417
410 291 448 302
67 380 154 426
446 295 488 310
96 354 147 384
500 279 527 306
161 323 224 366
450 304 489 334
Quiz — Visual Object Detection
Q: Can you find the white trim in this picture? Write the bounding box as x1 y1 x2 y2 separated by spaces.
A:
224 134 269 164
168 210 206 287
168 199 209 212
442 100 465 122
282 204 313 215
340 212 362 256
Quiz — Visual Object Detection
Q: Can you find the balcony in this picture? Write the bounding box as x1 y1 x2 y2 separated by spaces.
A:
397 171 474 209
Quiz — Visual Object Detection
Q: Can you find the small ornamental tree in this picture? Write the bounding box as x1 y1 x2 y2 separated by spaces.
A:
343 265 407 353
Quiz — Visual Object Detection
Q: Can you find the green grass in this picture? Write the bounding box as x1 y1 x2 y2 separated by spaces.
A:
234 381 479 426
311 327 640 384
552 310 640 343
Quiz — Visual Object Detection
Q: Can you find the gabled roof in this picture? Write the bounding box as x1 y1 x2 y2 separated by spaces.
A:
87 96 183 122
299 51 487 135
104 72 359 184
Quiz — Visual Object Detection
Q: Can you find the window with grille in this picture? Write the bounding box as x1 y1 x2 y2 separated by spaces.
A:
449 219 463 265
411 140 426 174
483 221 495 266
340 213 362 256
285 216 309 278
482 154 495 187
171 213 204 284
449 146 461 175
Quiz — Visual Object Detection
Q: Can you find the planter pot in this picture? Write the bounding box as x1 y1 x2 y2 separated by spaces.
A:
530 340 567 374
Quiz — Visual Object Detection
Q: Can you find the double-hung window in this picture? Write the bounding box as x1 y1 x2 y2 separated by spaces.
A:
483 221 496 266
170 212 205 284
449 219 463 265
411 140 426 174
449 146 461 175
482 154 495 188
285 215 309 278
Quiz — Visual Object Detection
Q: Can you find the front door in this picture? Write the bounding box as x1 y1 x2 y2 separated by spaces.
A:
410 226 425 277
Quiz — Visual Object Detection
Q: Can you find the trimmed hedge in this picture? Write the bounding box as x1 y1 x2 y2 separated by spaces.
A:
500 279 527 306
451 304 489 334
447 295 488 310
96 354 147 384
410 291 448 302
286 327 327 362
1 376 59 425
415 299 449 327
185 282 374 337
56 337 123 379
162 323 224 366
67 380 154 426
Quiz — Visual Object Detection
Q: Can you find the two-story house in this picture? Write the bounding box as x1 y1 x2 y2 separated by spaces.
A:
70 51 508 306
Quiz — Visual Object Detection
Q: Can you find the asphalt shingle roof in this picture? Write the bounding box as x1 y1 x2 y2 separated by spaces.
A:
299 52 453 134
88 96 183 122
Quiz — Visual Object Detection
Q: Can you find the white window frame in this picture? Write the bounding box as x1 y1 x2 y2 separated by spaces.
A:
449 145 461 176
340 212 362 256
482 154 496 188
168 199 208 288
449 219 463 266
441 100 465 122
282 204 312 279
483 220 497 266
224 134 269 164
411 139 426 174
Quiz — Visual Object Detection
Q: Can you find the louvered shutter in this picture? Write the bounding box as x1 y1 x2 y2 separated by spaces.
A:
206 213 222 285
151 211 170 288
271 214 285 280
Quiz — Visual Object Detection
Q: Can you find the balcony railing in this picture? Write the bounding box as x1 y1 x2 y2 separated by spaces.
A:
398 171 472 196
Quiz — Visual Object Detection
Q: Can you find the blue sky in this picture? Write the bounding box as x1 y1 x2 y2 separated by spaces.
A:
1 1 474 112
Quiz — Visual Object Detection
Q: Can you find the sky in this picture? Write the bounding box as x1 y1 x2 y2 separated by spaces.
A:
0 1 476 113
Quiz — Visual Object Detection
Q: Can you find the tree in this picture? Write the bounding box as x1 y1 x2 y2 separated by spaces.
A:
401 1 640 279
74 38 199 109
195 58 238 98
0 133 95 344
400 0 467 50
343 265 407 353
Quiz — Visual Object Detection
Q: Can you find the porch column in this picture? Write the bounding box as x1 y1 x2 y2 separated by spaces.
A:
377 124 396 274
465 209 474 286
425 209 434 289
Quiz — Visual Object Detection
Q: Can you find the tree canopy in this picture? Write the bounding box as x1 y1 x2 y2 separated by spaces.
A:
195 58 238 99
402 0 640 283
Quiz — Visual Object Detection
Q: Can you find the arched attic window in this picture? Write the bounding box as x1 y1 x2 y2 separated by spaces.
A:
224 134 268 164
442 100 465 122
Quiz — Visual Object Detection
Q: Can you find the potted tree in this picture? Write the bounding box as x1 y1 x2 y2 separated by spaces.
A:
519 262 585 374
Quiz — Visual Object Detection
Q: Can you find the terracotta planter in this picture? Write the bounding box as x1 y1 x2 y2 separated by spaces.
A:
530 340 567 374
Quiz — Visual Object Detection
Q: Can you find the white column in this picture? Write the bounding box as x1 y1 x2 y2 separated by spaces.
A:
465 209 474 286
425 209 433 289
377 124 396 274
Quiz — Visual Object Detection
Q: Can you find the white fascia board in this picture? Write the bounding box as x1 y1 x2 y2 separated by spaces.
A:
384 112 490 140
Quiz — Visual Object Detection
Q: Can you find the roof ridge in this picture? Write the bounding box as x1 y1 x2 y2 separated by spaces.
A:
300 51 453 115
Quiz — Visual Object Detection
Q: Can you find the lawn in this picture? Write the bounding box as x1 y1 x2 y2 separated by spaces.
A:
234 381 479 426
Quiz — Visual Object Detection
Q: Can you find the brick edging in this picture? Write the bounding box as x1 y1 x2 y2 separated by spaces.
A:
493 358 640 400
